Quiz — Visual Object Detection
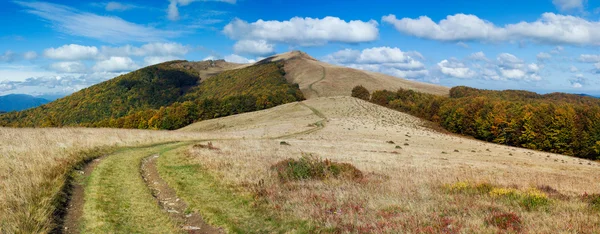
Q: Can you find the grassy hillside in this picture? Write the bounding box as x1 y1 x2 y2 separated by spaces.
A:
0 61 304 129
363 86 600 160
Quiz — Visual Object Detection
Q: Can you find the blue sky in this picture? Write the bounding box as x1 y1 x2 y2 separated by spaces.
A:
1 0 600 96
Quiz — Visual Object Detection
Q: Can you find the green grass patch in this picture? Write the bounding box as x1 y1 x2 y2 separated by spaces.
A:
443 181 494 195
157 146 315 233
445 182 552 211
270 154 363 182
81 142 186 233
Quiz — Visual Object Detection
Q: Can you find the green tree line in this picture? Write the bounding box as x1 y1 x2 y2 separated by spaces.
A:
356 86 600 160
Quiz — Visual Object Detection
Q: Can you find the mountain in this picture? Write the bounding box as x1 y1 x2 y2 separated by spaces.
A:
0 94 50 112
260 51 449 99
0 51 448 129
578 93 599 99
0 60 304 129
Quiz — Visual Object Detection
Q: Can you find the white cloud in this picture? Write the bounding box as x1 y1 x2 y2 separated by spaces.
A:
382 14 507 42
0 51 17 62
101 42 189 58
49 61 87 73
570 65 579 72
553 0 586 12
537 52 552 60
579 54 600 62
23 51 37 60
456 42 469 48
223 17 379 46
92 57 138 72
383 13 600 46
44 44 99 60
105 2 137 11
468 51 488 61
223 54 256 64
437 59 476 79
168 0 235 21
550 46 564 54
233 40 275 56
569 73 586 88
495 53 542 80
15 1 181 43
324 47 428 79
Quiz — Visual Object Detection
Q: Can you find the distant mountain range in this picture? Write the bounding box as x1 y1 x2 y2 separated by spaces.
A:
578 94 599 98
0 94 50 112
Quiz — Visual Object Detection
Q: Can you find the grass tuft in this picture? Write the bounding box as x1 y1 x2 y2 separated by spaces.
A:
583 193 600 211
270 154 363 182
520 189 551 211
485 212 522 232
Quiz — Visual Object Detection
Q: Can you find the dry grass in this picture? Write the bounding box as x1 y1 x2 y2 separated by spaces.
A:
179 96 600 232
270 51 450 99
4 96 600 232
0 127 218 233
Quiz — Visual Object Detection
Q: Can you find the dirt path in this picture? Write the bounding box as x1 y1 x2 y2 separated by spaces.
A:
275 102 327 139
307 65 326 98
63 157 104 234
141 154 222 234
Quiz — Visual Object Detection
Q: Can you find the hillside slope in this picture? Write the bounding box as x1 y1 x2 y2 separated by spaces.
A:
0 61 304 128
259 51 449 99
0 94 49 112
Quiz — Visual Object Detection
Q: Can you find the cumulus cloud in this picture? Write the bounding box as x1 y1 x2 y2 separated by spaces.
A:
553 0 586 12
105 1 137 11
468 51 488 61
168 0 235 21
44 44 99 60
382 14 507 42
92 57 138 72
570 65 579 72
100 42 189 58
0 72 122 95
223 17 379 46
143 56 182 66
49 61 87 73
42 43 189 62
537 52 552 61
233 40 275 56
23 51 38 60
437 52 543 82
324 47 428 79
456 42 469 48
223 54 256 63
15 1 181 43
0 51 18 62
383 13 600 46
496 53 542 80
579 54 600 62
569 73 586 88
437 59 476 79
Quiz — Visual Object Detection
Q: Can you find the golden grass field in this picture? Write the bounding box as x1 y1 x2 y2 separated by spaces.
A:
2 96 600 233
0 128 232 233
181 96 600 232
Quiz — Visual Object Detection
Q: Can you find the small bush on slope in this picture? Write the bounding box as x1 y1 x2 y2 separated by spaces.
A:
270 154 363 182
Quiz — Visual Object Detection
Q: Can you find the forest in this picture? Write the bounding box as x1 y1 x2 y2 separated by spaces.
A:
0 61 304 130
357 85 600 160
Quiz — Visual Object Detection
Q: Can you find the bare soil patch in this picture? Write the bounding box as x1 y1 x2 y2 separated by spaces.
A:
63 157 104 234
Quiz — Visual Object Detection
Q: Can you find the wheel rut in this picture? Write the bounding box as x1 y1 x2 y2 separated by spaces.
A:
141 154 223 234
63 157 105 234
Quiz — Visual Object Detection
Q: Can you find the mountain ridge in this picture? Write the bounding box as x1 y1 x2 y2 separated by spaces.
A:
0 94 50 112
